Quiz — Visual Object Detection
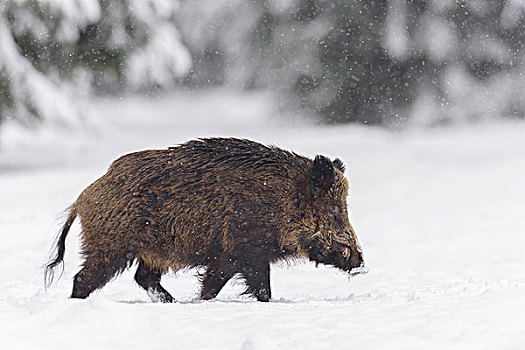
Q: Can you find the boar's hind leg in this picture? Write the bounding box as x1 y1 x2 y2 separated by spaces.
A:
241 261 271 302
200 263 236 300
134 260 174 303
71 254 128 299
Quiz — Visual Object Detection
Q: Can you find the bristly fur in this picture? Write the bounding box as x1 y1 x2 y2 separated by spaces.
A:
45 137 364 302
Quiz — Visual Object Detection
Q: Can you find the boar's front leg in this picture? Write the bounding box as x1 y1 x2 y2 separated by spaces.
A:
241 260 271 302
200 261 236 300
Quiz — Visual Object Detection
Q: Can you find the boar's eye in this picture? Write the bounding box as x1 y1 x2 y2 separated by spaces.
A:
342 247 351 259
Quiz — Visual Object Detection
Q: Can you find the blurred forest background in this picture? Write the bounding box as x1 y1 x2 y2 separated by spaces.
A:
2 0 525 136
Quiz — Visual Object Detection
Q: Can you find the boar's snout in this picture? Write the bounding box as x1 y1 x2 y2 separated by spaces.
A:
307 233 367 275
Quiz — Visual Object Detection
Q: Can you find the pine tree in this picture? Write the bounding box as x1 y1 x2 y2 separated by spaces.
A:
0 0 190 129
177 0 525 126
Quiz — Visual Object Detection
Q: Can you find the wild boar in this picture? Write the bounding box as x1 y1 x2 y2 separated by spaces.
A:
45 138 366 302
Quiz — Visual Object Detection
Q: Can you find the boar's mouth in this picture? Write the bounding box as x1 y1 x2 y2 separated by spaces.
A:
349 265 369 276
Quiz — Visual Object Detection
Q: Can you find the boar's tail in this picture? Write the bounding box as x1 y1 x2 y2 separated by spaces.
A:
44 207 77 288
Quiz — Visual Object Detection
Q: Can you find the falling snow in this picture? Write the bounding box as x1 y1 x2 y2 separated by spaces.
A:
1 91 525 349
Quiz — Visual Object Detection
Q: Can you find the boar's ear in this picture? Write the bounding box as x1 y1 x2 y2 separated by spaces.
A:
310 155 335 197
333 158 345 173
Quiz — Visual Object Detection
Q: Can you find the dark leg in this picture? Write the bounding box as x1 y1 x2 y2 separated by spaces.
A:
71 254 128 299
200 263 236 300
241 261 271 302
134 260 174 303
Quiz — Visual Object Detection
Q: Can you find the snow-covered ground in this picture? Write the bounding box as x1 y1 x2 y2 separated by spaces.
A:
1 90 525 349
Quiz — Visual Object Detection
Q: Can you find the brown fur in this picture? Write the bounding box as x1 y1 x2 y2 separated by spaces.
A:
45 138 365 302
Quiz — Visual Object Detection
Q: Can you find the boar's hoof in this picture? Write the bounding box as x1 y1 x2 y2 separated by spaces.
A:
255 289 271 302
147 288 174 303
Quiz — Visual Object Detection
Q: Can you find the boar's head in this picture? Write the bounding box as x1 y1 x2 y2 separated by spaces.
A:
302 155 367 275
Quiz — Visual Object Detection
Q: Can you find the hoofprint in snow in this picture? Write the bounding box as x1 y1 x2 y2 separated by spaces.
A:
1 91 525 349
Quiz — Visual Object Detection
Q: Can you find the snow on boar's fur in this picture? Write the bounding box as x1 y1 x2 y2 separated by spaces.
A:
45 138 366 302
